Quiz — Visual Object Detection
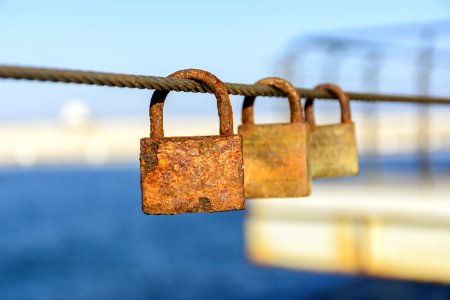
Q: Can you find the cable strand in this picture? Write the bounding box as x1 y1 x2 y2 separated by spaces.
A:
0 65 448 105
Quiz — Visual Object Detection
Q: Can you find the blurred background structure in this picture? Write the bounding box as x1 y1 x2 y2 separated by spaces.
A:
275 21 450 175
1 1 450 299
246 20 450 285
243 20 450 287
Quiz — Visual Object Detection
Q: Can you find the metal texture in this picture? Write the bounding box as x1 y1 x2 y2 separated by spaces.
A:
238 77 311 198
140 69 245 215
0 65 450 104
305 83 359 178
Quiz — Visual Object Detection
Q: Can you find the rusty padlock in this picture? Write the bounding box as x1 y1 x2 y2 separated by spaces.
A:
140 69 245 215
304 83 359 178
238 77 311 198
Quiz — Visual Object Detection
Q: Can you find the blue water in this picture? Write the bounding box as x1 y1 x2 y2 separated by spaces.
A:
0 160 449 300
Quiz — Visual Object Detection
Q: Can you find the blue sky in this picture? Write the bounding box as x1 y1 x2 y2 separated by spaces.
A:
0 0 449 120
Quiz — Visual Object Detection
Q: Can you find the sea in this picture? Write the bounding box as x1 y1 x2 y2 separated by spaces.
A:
1 155 449 300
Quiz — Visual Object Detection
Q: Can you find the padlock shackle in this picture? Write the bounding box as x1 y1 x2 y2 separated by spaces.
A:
305 83 352 126
242 77 304 125
149 69 234 138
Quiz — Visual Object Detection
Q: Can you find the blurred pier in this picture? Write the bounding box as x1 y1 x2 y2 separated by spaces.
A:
0 101 449 168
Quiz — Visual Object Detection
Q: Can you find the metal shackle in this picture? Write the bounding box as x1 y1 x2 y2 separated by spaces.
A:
149 69 234 138
241 77 304 125
305 83 352 126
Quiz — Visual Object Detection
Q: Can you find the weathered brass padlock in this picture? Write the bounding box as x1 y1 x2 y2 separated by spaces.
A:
140 69 245 215
304 83 359 178
238 77 311 198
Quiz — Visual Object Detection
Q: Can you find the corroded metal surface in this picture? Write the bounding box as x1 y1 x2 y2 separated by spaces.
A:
307 123 359 178
141 69 245 215
150 69 234 138
140 136 245 214
238 123 311 198
242 77 304 125
239 77 311 198
305 83 359 178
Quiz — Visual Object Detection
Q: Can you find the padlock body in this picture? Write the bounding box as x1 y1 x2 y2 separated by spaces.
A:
308 122 359 178
140 135 245 215
238 123 311 198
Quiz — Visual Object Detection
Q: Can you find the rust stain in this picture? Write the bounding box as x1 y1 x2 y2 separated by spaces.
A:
141 133 245 215
239 123 311 198
140 69 245 215
150 69 234 138
305 83 359 179
239 77 311 198
307 123 358 178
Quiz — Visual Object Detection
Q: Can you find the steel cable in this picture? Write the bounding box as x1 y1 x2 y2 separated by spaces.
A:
0 65 449 105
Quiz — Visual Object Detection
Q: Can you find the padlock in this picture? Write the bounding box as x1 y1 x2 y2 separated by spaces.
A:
140 69 245 215
238 77 311 198
304 83 359 178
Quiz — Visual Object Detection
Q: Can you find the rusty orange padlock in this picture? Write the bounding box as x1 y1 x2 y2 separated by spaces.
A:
238 77 311 198
304 83 359 178
140 69 245 215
